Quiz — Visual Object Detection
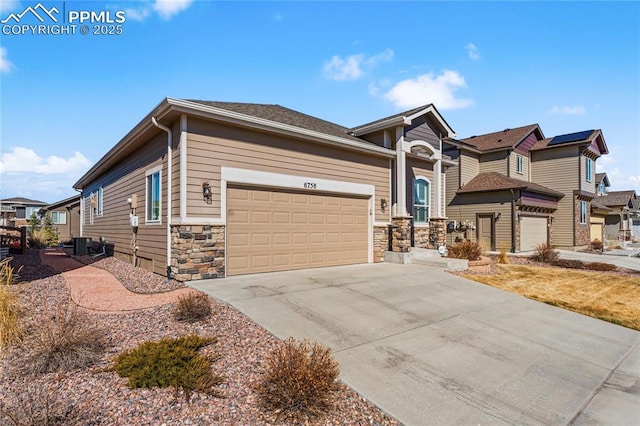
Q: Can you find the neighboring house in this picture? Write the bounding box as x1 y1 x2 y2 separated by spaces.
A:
0 197 47 227
443 125 564 252
530 129 608 250
592 190 637 243
42 195 81 244
631 199 640 241
590 172 611 242
73 98 455 280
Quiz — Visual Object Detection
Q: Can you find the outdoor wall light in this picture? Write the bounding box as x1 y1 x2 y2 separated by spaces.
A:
381 198 387 212
202 181 212 202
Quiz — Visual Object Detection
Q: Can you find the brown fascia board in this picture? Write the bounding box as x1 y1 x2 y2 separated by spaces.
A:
44 194 81 211
442 138 483 154
74 98 396 189
573 189 596 200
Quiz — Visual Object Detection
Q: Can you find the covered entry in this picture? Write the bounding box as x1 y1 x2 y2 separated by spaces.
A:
520 216 548 251
226 186 369 276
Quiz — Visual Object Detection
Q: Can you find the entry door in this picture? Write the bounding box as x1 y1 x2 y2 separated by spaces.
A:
477 214 495 251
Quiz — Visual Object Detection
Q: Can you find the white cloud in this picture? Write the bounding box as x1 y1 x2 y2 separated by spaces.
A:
273 12 283 22
384 70 474 110
596 154 640 194
0 47 13 73
122 0 192 21
0 147 91 175
465 43 480 60
153 0 193 19
549 105 586 115
323 49 394 81
0 0 19 14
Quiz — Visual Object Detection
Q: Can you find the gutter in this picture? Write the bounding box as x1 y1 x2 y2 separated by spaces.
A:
74 188 83 237
350 116 410 136
151 117 173 281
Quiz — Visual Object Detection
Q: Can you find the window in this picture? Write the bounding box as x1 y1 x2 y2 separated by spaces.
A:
97 186 103 216
580 200 587 224
516 155 524 174
599 182 606 195
413 178 430 223
586 158 593 182
146 167 162 223
51 211 67 224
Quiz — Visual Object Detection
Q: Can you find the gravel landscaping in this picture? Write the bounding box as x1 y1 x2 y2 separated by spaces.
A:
1 250 399 425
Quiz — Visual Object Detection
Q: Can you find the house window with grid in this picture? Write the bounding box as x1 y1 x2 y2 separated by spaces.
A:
413 178 430 223
516 155 524 174
146 167 162 223
51 211 67 225
580 200 587 224
586 157 593 182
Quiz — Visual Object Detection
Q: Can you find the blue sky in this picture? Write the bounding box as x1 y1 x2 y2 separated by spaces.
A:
1 0 638 203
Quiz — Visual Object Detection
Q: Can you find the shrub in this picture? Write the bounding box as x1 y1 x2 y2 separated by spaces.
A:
0 258 23 352
26 302 106 374
28 229 48 249
0 380 72 426
531 243 559 263
448 240 483 261
552 259 585 269
585 262 616 271
497 244 509 264
173 292 212 323
256 338 340 421
114 335 222 402
590 239 603 251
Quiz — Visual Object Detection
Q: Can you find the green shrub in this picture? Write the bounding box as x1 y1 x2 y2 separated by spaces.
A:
552 259 585 269
27 302 106 373
531 243 558 263
173 292 211 323
256 338 339 421
448 240 483 261
114 335 222 402
585 262 616 271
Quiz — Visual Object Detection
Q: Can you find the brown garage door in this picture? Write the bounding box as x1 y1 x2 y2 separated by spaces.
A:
590 222 603 242
520 216 548 251
227 186 369 276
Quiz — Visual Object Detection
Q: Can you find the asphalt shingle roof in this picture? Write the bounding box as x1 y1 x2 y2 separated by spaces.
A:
0 197 47 205
188 100 366 143
531 130 598 151
458 124 539 151
457 172 564 198
350 104 433 132
592 190 637 207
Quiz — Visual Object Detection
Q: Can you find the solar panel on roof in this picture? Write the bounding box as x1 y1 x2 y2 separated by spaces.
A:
548 130 594 146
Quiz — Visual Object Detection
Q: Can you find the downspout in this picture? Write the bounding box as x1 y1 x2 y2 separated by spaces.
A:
152 117 173 281
74 188 83 237
510 189 517 253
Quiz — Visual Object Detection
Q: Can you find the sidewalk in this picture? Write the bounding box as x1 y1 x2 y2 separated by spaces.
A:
40 247 196 313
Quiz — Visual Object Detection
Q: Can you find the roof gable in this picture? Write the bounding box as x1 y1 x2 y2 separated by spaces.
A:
531 129 608 155
350 104 455 139
459 124 542 152
457 172 563 198
592 190 637 207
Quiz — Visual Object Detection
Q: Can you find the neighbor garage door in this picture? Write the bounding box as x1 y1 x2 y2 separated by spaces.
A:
227 186 369 276
520 216 548 251
590 222 603 242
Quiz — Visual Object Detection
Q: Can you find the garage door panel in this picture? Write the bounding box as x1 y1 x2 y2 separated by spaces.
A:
521 216 548 251
227 187 369 276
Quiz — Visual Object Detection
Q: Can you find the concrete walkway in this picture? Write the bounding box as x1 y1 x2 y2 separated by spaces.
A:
40 248 196 312
557 250 640 271
190 263 640 425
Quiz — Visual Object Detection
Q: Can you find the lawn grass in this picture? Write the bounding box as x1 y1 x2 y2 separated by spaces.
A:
460 264 640 331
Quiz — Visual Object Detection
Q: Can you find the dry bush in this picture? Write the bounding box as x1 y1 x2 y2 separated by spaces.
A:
0 258 23 352
448 240 483 261
590 239 603 251
497 244 509 264
114 334 222 402
0 379 71 426
256 338 340 421
531 243 559 263
173 292 212 323
553 259 585 269
26 302 106 374
585 262 616 271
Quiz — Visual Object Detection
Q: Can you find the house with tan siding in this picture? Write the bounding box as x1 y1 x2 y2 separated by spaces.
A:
443 125 609 252
73 98 455 280
42 195 81 244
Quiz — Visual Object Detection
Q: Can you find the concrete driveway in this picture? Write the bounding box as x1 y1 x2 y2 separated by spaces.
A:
190 263 640 425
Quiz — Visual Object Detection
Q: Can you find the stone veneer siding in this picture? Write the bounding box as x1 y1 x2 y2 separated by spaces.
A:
391 216 412 253
574 197 590 246
373 226 388 262
171 224 225 281
413 219 446 249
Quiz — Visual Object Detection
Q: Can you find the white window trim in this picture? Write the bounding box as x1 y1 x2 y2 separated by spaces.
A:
580 200 587 224
586 158 593 183
96 186 104 217
413 175 431 224
145 165 163 225
51 211 67 225
516 155 524 174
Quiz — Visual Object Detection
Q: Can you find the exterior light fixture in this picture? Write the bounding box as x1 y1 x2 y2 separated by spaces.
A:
381 198 387 212
202 181 212 201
